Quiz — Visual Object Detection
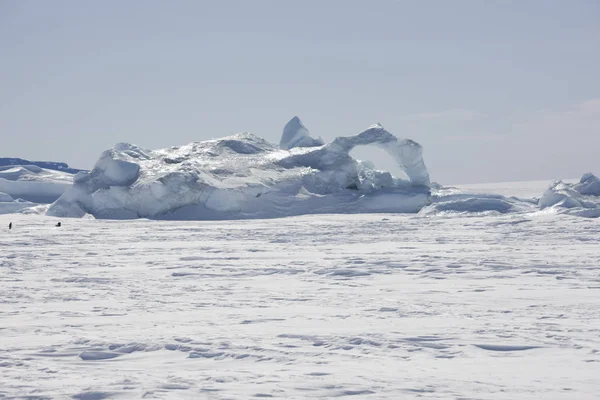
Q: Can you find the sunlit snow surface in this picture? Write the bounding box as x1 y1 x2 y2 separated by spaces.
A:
2 180 600 399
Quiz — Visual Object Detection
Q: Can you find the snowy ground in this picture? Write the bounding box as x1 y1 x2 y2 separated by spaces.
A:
1 203 600 399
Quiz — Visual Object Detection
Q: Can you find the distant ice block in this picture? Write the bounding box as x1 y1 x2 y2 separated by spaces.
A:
538 173 600 217
576 173 600 196
280 116 324 150
0 165 74 203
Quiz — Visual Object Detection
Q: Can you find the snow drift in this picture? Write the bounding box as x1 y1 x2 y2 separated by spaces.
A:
47 119 431 220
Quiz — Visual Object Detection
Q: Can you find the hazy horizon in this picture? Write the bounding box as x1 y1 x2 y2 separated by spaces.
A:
2 0 598 184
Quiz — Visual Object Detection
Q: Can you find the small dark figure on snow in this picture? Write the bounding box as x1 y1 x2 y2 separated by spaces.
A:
8 222 12 230
55 222 61 227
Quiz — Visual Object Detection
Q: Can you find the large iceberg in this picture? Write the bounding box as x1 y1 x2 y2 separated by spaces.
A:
47 119 431 220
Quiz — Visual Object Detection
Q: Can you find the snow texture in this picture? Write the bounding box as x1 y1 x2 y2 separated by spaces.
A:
47 121 431 220
1 206 599 399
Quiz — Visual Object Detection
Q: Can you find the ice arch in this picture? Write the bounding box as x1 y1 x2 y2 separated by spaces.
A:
329 123 429 187
281 122 430 187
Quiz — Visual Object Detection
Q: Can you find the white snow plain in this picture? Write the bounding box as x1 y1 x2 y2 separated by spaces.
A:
1 188 600 399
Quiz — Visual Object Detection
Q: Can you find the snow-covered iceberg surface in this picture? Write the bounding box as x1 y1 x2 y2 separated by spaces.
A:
47 121 431 220
420 173 600 218
420 182 538 216
0 191 38 214
0 157 84 174
0 165 75 204
538 173 600 217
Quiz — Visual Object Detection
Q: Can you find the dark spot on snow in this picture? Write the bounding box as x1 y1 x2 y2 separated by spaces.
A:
404 387 435 393
188 351 225 359
79 351 120 361
336 390 375 396
160 384 189 390
474 344 541 351
72 392 112 400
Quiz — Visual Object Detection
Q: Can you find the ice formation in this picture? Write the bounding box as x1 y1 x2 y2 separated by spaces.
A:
0 192 13 202
3 116 596 219
0 195 37 214
574 172 600 196
421 194 532 215
421 183 538 216
538 173 600 217
279 117 324 150
47 120 431 219
0 165 75 203
420 173 600 218
0 157 84 174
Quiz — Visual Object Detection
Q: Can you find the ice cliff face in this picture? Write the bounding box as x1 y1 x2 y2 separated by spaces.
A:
47 119 431 220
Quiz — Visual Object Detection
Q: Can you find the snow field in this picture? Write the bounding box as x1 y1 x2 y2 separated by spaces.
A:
1 212 599 399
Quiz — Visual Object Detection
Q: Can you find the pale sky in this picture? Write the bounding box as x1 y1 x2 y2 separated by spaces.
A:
1 0 599 184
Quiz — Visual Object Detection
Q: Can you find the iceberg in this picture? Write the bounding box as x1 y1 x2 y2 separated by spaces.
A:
0 165 75 204
0 157 84 174
420 173 600 218
47 120 431 220
0 193 38 214
280 116 324 150
420 183 538 216
575 172 600 196
538 173 600 217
